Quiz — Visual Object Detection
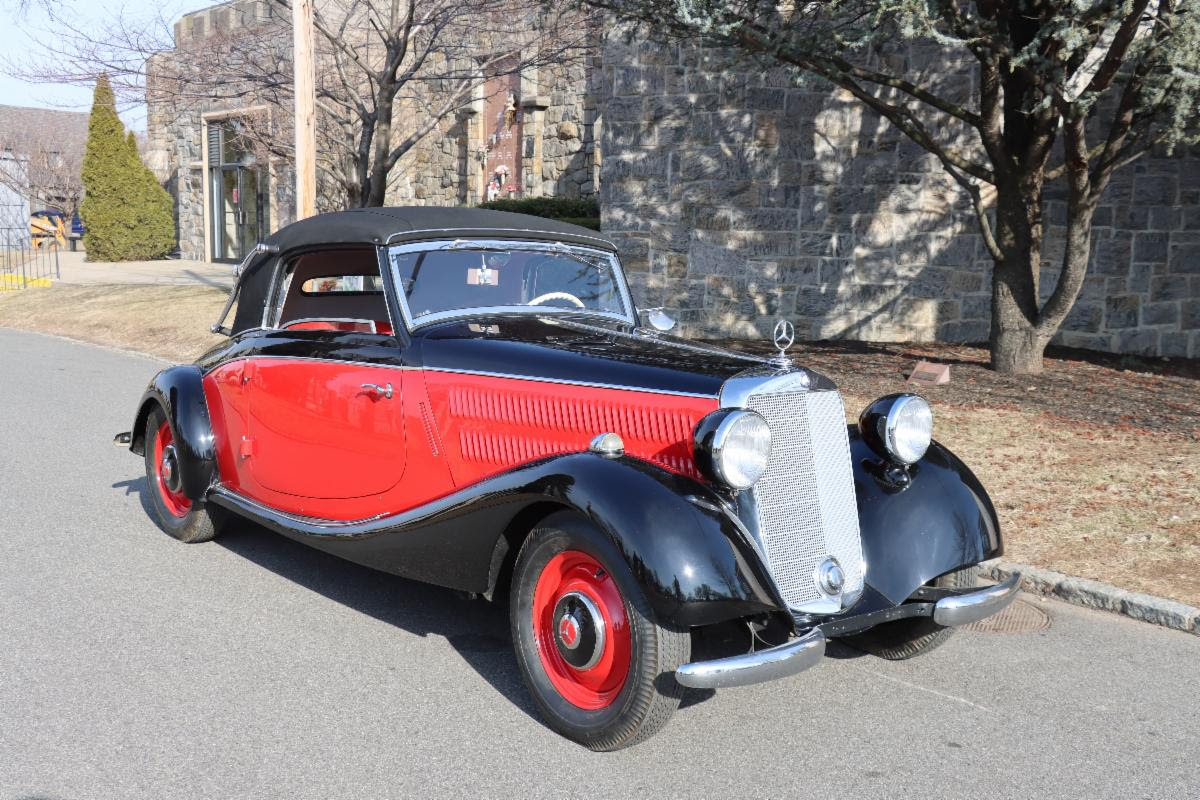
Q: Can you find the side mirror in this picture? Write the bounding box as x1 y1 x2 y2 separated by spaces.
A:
641 307 676 332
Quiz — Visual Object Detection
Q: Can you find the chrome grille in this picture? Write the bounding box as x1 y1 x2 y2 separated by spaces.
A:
746 389 864 610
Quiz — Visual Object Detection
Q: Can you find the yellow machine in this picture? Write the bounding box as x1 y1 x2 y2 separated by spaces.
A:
30 210 68 249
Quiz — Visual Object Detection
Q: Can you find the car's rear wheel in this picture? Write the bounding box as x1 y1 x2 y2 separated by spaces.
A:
510 511 690 751
143 407 222 543
843 566 978 660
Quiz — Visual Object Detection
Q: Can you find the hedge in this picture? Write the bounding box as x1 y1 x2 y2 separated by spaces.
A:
478 197 600 230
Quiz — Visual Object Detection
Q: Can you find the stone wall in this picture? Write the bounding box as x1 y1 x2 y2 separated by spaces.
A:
386 58 600 207
598 35 1200 358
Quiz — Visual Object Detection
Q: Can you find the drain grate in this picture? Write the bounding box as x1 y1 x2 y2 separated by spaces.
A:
964 597 1051 634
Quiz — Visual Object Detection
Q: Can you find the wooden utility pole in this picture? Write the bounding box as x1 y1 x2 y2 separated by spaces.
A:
292 0 316 219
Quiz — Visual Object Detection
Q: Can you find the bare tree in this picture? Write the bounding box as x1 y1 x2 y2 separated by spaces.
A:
10 0 596 209
0 113 86 216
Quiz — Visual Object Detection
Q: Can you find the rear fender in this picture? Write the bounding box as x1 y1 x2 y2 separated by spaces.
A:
130 365 217 501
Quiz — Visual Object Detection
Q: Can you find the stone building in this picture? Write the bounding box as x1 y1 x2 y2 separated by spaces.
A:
146 0 600 262
147 5 1199 357
596 36 1200 358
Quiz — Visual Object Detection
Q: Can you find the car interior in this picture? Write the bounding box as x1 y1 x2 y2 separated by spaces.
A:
274 249 394 334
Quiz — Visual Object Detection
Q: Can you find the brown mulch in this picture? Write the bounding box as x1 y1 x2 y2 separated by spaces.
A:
713 339 1200 441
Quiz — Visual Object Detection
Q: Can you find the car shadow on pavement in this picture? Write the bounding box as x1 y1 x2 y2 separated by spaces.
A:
215 520 546 722
113 475 543 723
114 475 720 721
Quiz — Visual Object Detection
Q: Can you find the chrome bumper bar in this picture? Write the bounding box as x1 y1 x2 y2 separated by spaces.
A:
675 573 1022 690
675 627 826 689
933 571 1022 626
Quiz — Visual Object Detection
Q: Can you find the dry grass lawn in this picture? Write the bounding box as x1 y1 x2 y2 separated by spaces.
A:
0 283 227 362
3 283 1197 606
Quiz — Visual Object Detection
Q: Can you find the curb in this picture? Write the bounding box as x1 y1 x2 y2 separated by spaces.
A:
980 559 1200 636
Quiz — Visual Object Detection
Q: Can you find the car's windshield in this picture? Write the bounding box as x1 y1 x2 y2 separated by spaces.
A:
389 242 630 326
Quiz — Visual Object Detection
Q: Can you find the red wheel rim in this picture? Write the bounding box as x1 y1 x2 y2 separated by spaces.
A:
152 419 191 518
531 550 631 710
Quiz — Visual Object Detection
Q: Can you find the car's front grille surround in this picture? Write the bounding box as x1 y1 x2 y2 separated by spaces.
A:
745 389 864 610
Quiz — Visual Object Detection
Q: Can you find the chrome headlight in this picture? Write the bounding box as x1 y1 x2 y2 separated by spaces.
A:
694 409 772 490
859 394 933 465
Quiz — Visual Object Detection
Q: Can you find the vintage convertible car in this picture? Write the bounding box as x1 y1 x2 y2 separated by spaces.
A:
116 207 1020 750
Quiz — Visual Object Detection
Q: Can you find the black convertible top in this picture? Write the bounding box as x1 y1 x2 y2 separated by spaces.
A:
228 206 614 334
264 206 614 252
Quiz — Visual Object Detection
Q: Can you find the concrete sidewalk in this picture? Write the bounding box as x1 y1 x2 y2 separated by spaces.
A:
54 250 234 289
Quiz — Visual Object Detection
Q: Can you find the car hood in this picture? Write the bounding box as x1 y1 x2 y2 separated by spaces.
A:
412 315 769 397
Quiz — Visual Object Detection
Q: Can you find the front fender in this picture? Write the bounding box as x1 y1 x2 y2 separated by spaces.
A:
538 454 786 628
850 426 1003 608
130 365 217 501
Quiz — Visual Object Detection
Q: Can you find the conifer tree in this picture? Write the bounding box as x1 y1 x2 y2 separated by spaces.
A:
80 74 175 261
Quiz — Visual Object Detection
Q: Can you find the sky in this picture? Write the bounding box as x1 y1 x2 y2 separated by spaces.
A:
0 0 215 131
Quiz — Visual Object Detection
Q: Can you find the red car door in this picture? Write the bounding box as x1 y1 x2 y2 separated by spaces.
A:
245 358 407 500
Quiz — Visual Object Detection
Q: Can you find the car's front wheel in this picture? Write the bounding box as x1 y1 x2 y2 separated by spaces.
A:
843 566 979 659
143 407 223 543
510 511 690 750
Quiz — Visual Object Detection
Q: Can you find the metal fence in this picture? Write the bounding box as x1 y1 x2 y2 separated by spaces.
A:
1 228 60 290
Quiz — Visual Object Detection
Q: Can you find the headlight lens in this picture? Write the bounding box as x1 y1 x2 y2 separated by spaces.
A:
859 393 934 466
885 395 933 464
711 410 772 489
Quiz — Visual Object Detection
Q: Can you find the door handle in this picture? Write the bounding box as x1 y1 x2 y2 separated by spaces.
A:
361 382 394 399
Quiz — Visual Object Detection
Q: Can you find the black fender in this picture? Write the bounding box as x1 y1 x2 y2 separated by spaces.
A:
207 452 785 629
848 426 1003 610
129 365 218 502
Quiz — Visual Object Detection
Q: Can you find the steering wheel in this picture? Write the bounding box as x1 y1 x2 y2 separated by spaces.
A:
528 291 585 308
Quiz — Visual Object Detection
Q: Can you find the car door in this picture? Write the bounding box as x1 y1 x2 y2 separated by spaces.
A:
246 355 406 500
242 247 408 503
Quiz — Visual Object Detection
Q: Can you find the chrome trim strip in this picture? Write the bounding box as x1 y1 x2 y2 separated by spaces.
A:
281 317 380 333
719 365 835 409
207 487 393 538
933 572 1022 627
423 366 717 398
675 627 826 689
384 226 616 249
198 354 718 399
386 238 637 333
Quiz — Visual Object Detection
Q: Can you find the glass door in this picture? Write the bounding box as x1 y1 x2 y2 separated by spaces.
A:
209 122 268 262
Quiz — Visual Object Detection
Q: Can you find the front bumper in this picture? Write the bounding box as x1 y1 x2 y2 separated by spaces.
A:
675 572 1023 690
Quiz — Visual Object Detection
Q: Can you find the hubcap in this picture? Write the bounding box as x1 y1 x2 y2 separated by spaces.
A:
530 550 631 710
160 445 182 493
552 591 606 671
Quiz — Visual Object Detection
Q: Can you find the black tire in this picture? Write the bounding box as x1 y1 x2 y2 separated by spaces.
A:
143 406 223 544
510 511 690 751
844 566 978 660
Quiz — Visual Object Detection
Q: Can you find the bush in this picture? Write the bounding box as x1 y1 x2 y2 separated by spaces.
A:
80 75 175 261
478 196 600 230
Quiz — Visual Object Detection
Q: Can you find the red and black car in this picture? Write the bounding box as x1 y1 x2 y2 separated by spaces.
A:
116 207 1019 750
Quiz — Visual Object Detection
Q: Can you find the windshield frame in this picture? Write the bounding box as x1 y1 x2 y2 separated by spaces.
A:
386 238 637 331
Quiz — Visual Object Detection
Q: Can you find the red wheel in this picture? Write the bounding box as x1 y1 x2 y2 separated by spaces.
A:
142 406 222 543
151 418 192 518
511 512 690 750
531 550 632 710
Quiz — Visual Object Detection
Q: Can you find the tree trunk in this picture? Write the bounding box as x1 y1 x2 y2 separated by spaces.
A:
364 89 394 207
989 177 1047 375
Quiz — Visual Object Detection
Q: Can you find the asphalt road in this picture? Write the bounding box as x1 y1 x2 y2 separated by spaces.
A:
1 327 1197 800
